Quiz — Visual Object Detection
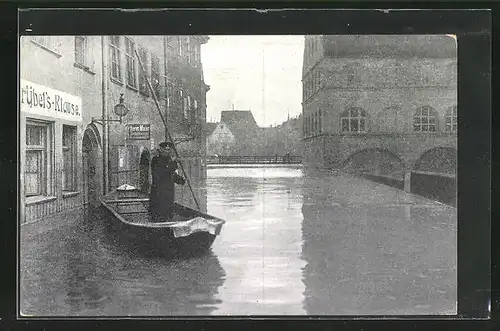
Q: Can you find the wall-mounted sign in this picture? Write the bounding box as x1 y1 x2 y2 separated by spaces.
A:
20 79 82 121
128 124 151 140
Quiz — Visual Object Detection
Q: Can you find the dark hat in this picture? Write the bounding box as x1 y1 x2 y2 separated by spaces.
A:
159 141 175 148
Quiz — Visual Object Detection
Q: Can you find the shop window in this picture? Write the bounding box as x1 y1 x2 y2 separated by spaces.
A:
62 125 77 192
413 106 438 132
125 37 137 88
445 106 458 133
74 36 88 67
151 54 161 98
340 107 367 133
25 120 52 197
138 47 149 96
109 36 122 82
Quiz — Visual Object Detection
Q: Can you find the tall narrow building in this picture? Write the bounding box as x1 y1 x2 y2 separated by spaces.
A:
19 35 210 227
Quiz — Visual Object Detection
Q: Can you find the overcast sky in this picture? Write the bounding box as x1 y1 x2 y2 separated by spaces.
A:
201 35 304 127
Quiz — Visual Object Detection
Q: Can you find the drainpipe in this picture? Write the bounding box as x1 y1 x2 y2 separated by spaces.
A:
163 35 168 130
101 36 109 194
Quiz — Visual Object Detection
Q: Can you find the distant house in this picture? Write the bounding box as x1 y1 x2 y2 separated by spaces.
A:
206 110 261 156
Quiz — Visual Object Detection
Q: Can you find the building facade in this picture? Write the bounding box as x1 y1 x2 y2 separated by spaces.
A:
206 110 261 156
301 35 457 195
20 35 209 227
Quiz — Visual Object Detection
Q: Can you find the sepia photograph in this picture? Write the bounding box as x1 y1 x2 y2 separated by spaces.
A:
18 32 459 317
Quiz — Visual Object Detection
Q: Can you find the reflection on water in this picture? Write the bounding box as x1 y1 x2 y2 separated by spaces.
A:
208 166 306 315
21 166 456 316
21 211 226 316
300 171 457 315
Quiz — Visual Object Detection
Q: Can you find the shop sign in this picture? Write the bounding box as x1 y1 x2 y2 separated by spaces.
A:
20 79 82 121
127 124 151 140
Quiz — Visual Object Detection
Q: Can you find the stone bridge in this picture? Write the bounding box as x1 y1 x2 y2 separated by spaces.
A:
302 133 457 193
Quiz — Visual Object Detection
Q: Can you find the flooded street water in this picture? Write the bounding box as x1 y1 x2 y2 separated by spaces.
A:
20 166 457 316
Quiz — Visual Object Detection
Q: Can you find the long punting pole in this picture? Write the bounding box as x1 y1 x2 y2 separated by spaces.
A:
134 49 200 211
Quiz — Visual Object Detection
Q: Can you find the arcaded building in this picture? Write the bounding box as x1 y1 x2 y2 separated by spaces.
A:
301 35 457 200
20 35 210 227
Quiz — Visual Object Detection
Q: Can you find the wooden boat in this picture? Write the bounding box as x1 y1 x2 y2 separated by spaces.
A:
100 184 225 256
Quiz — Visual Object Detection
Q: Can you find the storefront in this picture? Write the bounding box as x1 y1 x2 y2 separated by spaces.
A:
20 79 86 225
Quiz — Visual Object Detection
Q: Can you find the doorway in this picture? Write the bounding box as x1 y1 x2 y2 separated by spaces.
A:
139 149 151 193
82 126 101 209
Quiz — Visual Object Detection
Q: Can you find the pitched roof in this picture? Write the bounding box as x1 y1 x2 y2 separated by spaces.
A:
204 122 218 136
220 110 259 140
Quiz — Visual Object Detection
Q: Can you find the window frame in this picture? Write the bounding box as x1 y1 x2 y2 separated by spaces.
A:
445 106 458 133
25 120 52 198
183 96 189 120
166 81 174 111
346 66 356 85
186 37 192 64
74 36 88 67
413 106 438 133
166 36 174 50
179 88 184 113
178 36 183 57
318 109 322 133
109 36 122 83
62 125 77 192
151 54 161 98
124 37 138 89
420 63 431 86
194 99 199 120
340 107 368 134
138 46 149 96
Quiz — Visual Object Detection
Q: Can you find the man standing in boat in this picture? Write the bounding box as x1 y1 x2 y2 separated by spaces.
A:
149 141 186 222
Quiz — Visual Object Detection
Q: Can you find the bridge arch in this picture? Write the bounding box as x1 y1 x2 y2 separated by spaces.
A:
413 146 457 175
341 148 405 177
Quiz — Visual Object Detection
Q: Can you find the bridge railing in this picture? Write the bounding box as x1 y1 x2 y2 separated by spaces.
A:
206 155 302 165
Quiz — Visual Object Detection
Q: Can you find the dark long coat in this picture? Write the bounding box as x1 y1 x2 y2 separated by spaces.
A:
149 155 186 221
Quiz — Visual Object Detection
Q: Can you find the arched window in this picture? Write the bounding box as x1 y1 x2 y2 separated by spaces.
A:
376 106 404 133
340 107 367 133
445 106 457 133
413 106 438 132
